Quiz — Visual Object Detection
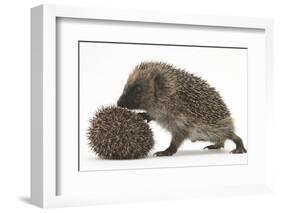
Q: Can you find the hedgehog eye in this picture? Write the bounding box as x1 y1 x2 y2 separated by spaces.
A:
134 85 142 92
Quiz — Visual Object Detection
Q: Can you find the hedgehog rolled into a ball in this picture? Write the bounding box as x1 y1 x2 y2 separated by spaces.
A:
87 106 154 159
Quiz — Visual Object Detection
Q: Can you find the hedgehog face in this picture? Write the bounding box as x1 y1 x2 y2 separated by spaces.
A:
118 63 166 111
117 80 153 110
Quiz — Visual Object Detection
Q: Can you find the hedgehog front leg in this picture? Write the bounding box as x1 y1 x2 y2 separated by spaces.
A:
154 134 184 157
138 112 154 123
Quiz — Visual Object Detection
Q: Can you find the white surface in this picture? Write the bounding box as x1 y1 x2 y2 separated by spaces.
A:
54 6 268 205
78 41 248 171
1 0 281 212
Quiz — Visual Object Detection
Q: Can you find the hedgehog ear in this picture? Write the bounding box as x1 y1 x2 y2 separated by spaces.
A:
153 73 164 97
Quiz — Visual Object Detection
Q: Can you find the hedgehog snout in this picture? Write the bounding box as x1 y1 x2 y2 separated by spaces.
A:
117 94 137 109
117 95 126 107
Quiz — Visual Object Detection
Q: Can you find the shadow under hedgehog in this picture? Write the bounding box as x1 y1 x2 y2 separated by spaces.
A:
117 61 247 157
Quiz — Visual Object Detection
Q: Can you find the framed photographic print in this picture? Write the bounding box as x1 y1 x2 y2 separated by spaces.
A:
31 4 274 208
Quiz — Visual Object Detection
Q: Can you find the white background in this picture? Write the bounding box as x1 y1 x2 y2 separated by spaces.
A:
0 0 281 212
79 42 247 170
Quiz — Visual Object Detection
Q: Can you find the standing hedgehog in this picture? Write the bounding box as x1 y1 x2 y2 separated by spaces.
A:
117 61 247 156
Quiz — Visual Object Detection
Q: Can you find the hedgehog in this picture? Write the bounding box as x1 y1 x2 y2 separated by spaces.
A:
87 106 154 159
117 61 247 156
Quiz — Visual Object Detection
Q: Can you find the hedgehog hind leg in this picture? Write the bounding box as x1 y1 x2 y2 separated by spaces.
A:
228 132 247 154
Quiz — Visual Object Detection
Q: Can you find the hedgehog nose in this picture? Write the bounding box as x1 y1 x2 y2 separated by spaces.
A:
117 98 125 107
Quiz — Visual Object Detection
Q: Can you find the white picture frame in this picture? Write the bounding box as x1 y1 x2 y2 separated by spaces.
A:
31 4 274 208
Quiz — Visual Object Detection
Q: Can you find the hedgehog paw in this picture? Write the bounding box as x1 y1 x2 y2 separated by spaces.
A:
230 146 247 154
204 144 223 150
154 150 174 157
138 112 153 123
